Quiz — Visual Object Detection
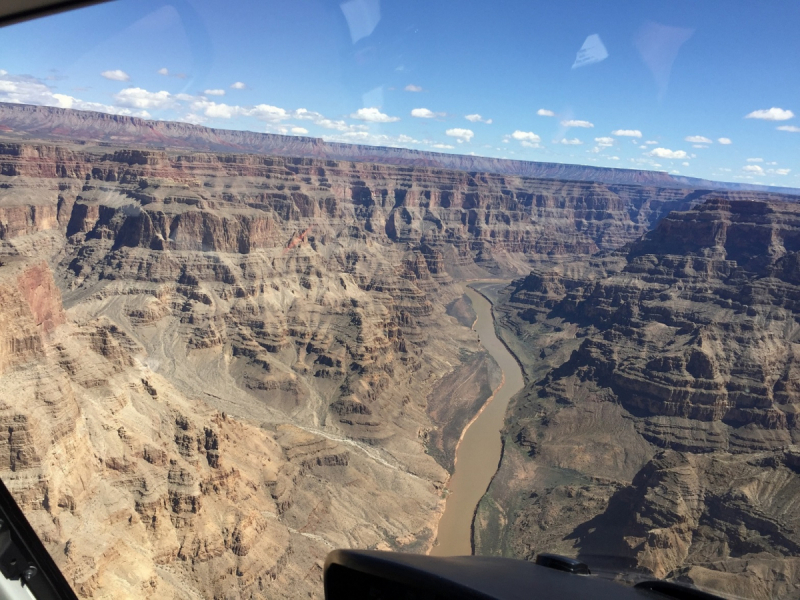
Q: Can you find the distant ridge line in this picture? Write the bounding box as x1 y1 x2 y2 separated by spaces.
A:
1 102 798 196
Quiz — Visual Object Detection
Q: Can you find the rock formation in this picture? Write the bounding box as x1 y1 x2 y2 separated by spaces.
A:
2 121 800 598
0 257 447 598
3 102 800 195
477 199 800 598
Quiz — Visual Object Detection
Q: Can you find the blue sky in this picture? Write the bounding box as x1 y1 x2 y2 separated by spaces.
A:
1 0 799 186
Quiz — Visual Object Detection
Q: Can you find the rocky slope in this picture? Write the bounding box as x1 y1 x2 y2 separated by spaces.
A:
0 136 692 598
0 258 444 599
2 133 800 599
476 199 800 598
0 142 478 598
3 102 800 195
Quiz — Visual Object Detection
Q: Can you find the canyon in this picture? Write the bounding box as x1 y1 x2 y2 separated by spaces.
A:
1 114 800 599
476 199 800 598
2 102 799 196
430 284 524 557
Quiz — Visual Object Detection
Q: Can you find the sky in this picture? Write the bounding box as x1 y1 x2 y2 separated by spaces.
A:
1 0 799 187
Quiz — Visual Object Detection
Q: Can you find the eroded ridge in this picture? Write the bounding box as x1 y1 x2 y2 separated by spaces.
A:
478 199 800 598
2 136 800 598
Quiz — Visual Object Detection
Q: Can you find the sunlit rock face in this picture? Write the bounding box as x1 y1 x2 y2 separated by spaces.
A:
478 199 800 599
530 199 800 435
1 134 798 599
0 259 443 599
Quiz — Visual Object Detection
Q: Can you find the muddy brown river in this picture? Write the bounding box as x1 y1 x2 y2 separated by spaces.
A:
430 285 525 556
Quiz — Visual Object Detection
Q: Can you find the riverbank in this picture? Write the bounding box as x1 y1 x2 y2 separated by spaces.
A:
430 284 526 556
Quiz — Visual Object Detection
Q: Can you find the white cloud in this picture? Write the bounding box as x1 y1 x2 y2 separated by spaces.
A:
230 82 246 89
465 113 492 124
114 87 173 110
0 70 7 76
648 147 687 159
608 156 620 160
558 138 583 145
49 94 93 110
446 128 474 142
692 145 708 149
338 131 370 140
101 69 130 81
189 100 236 119
644 140 658 145
771 168 791 175
404 84 423 92
682 162 690 166
320 130 444 150
511 130 541 142
717 137 732 144
746 157 763 163
0 71 382 139
594 136 614 147
612 129 642 137
248 104 290 121
745 107 794 121
314 118 353 131
294 108 366 132
508 130 541 148
351 107 400 122
184 99 293 122
561 119 594 128
178 113 205 124
743 164 764 174
0 76 57 104
157 68 169 76
207 104 237 119
204 89 225 96
777 125 800 132
411 108 443 119
685 135 712 144
0 72 150 117
537 108 555 117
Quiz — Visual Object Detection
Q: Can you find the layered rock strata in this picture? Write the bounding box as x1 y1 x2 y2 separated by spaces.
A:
3 102 800 195
476 199 800 598
3 140 791 270
2 134 800 599
0 258 445 598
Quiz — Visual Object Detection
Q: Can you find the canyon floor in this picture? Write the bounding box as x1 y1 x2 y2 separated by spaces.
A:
1 135 799 599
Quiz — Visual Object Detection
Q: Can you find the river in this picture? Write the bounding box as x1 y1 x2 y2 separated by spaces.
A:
430 285 525 556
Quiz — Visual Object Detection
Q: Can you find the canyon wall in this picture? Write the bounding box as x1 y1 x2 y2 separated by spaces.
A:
1 135 800 598
477 199 800 598
3 102 800 195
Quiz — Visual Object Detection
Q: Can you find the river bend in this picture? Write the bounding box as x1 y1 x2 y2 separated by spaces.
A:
430 286 525 556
